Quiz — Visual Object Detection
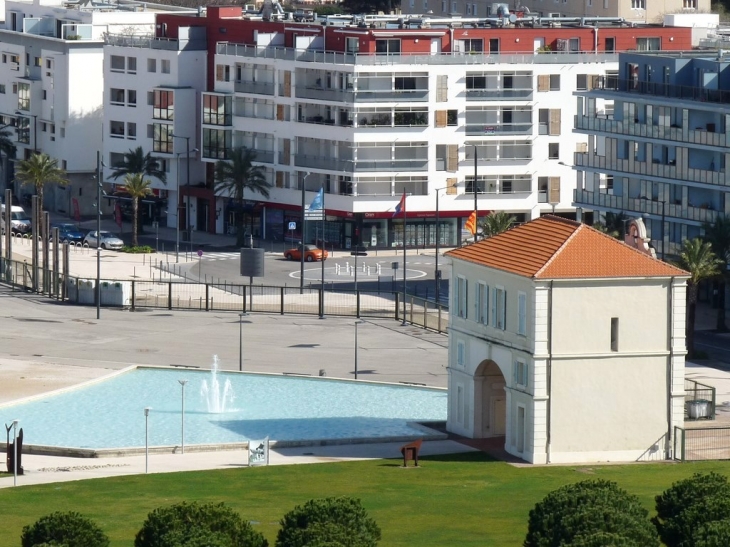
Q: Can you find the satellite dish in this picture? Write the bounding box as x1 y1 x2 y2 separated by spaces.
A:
509 13 517 23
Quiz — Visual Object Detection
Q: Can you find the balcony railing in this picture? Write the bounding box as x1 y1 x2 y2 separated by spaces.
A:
293 154 427 172
466 123 533 136
466 89 533 101
591 76 730 106
253 150 275 163
354 89 429 102
574 115 730 148
234 80 275 96
574 152 729 188
295 87 355 102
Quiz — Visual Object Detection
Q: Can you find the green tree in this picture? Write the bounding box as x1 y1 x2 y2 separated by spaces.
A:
694 518 730 547
524 480 659 547
0 125 17 159
340 0 399 14
21 511 109 547
14 152 68 212
653 473 730 547
135 501 267 547
276 497 381 547
703 216 730 332
214 146 271 247
479 211 517 238
676 239 723 359
565 532 644 546
604 212 628 239
123 172 152 247
110 146 167 184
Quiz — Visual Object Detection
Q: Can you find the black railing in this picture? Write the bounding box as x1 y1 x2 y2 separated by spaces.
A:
593 76 730 106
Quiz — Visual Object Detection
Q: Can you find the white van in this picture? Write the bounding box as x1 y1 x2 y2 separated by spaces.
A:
0 204 32 234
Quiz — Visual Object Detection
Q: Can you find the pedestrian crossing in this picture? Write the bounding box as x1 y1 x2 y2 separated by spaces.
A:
200 252 240 261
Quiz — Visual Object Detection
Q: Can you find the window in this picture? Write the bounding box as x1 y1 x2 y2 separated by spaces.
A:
202 128 231 159
514 360 528 388
34 56 41 67
1 54 5 63
346 37 359 53
637 37 661 51
16 117 29 144
46 59 53 70
147 58 156 73
110 120 125 138
152 123 173 153
576 74 587 90
216 64 230 82
110 152 125 168
518 292 527 335
548 143 560 160
153 90 174 120
441 0 446 11
127 57 137 73
0 84 5 94
203 94 232 126
110 88 125 105
457 340 465 367
549 74 560 91
476 282 489 325
447 109 457 126
462 39 483 52
42 90 46 100
684 0 697 7
128 90 136 106
111 55 125 72
631 0 645 8
127 122 136 139
375 39 401 55
493 287 506 330
611 317 619 351
454 275 468 319
17 82 30 111
161 59 170 74
147 91 154 106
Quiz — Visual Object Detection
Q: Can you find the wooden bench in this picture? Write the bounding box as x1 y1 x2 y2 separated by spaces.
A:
400 439 423 467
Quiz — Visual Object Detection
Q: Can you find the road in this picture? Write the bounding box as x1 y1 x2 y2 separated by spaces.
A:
695 331 730 368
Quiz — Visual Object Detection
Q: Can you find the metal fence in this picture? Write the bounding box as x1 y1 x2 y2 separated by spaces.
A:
0 257 449 333
685 378 716 421
674 426 730 462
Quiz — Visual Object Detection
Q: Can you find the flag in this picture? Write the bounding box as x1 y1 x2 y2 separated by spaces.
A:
392 192 406 218
309 188 323 211
465 210 477 235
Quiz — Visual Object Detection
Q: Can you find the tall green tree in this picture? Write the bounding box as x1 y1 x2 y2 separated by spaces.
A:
110 146 167 184
14 152 68 212
0 125 16 159
703 216 730 332
123 173 152 247
214 147 271 247
479 211 517 238
676 238 723 359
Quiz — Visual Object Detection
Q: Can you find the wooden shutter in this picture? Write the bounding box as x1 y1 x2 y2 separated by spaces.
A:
276 104 284 121
446 177 457 195
549 109 561 136
275 171 284 188
216 64 225 82
280 139 290 165
435 110 447 128
436 75 448 102
283 71 292 97
548 177 560 204
447 145 458 172
575 142 588 153
588 75 598 90
537 74 549 92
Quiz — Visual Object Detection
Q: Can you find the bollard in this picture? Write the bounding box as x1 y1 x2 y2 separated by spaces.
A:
362 262 366 273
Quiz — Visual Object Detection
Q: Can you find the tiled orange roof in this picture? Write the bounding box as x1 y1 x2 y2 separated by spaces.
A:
446 216 688 280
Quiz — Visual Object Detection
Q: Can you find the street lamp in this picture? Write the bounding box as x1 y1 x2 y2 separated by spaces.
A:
171 135 194 246
473 145 478 244
14 111 37 151
239 312 247 371
434 187 448 304
638 196 666 260
144 407 151 473
95 152 107 320
178 380 187 454
354 320 365 380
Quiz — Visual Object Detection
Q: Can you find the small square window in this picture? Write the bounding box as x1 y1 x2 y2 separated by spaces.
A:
0 84 5 94
42 89 47 100
611 317 619 351
147 58 156 73
548 143 560 160
161 59 170 74
549 74 560 91
34 56 41 67
447 109 457 126
147 91 154 106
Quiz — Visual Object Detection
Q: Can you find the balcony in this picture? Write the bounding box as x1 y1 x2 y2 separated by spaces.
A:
591 76 730 107
253 150 275 164
293 154 428 172
234 80 275 96
466 123 533 136
295 87 355 102
574 152 729 188
574 115 730 149
354 89 429 102
466 89 533 101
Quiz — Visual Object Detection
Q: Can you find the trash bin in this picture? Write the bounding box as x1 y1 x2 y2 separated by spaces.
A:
688 400 711 419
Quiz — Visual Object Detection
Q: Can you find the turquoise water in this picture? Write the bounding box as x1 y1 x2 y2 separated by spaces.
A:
0 368 446 449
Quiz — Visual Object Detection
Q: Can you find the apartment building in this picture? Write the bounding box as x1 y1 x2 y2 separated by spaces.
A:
403 0 710 23
573 51 730 259
0 0 193 215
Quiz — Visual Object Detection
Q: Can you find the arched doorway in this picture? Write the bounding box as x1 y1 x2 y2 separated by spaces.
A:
474 360 507 439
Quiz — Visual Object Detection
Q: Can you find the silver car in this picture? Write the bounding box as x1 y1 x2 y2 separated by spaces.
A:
83 231 124 250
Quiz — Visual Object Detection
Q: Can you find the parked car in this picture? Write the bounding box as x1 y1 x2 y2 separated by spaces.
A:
84 231 124 250
284 244 328 262
50 223 85 244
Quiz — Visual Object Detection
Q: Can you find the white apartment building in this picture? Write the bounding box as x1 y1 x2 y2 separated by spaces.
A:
0 0 193 215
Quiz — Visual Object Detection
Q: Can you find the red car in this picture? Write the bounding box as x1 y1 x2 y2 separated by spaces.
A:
284 244 328 262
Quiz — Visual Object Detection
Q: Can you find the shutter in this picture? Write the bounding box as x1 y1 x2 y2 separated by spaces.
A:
276 104 284 121
549 109 561 136
281 139 290 165
575 142 588 153
435 110 447 128
537 74 549 92
275 171 284 188
436 75 448 102
548 177 561 204
446 177 457 195
447 145 458 171
588 75 598 90
283 71 292 97
216 64 224 81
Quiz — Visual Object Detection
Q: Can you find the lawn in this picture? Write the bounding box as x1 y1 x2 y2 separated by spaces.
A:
2 453 730 546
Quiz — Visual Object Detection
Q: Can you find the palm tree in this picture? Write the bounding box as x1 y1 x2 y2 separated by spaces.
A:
214 147 271 247
676 238 723 359
110 146 166 184
0 126 16 159
14 152 68 212
704 216 730 332
604 212 628 240
123 173 152 247
479 211 517 239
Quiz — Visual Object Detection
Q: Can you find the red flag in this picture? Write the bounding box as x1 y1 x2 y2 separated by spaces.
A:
465 211 477 235
392 192 406 218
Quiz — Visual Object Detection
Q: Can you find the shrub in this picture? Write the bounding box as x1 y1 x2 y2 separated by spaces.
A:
276 497 381 547
21 511 109 547
653 472 730 547
524 480 658 547
694 518 730 547
122 245 155 254
134 502 267 547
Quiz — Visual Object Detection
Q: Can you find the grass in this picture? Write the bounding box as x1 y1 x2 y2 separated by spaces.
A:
3 453 730 546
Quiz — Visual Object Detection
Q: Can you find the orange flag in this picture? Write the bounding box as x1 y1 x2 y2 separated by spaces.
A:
464 210 477 235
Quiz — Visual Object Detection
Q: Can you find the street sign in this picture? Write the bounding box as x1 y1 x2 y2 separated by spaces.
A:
288 221 296 231
197 249 203 258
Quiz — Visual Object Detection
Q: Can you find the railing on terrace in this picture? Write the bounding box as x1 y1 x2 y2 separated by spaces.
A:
104 34 187 51
465 123 533 136
234 80 276 95
591 76 730 106
216 42 618 66
466 89 533 100
674 426 730 462
293 155 428 172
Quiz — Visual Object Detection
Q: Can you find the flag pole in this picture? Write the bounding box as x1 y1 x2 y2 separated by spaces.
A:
321 187 325 299
402 192 407 326
473 144 478 244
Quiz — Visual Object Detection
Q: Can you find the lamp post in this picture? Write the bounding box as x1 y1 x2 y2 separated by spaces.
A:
175 151 182 263
144 407 151 473
473 144 478 244
171 135 192 246
434 187 448 304
15 111 37 151
178 380 187 454
95 152 104 320
11 419 18 486
354 320 364 379
239 312 246 371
